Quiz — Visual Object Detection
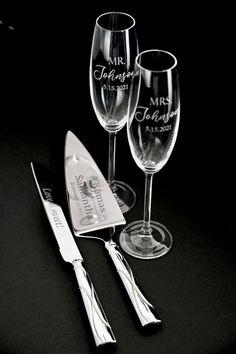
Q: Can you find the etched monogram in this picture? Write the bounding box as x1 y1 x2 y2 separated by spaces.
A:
93 65 134 82
135 107 178 124
135 97 179 132
73 175 106 216
93 57 133 90
43 188 64 228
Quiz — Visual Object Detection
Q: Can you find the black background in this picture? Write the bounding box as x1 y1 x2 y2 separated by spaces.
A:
0 2 235 353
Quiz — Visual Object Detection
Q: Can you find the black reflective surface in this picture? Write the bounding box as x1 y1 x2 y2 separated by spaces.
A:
0 3 235 354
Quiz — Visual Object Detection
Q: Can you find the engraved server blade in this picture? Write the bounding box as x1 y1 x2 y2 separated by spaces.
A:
64 130 125 234
31 162 116 346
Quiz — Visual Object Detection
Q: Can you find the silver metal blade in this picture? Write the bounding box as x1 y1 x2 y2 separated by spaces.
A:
31 162 83 263
64 131 126 234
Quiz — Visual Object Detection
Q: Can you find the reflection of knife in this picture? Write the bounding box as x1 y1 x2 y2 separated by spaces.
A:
30 162 116 347
65 131 161 327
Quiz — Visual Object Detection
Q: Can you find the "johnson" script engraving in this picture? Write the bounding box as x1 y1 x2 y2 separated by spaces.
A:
93 65 134 83
135 107 179 124
135 96 178 125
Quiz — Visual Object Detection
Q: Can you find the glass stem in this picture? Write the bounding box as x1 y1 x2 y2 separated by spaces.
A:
142 173 153 235
108 132 117 191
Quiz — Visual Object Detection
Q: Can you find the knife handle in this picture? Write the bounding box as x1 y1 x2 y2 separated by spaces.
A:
105 241 161 327
72 259 116 346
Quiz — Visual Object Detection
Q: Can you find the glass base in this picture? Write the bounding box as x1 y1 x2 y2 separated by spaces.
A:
119 220 173 259
110 180 136 214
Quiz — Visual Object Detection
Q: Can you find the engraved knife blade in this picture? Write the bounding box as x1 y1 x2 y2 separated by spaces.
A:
31 162 116 346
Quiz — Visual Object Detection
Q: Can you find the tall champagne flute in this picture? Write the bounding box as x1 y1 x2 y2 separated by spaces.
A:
89 12 139 213
119 49 180 259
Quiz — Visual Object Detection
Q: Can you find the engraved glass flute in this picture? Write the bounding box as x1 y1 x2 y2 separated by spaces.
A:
89 12 139 213
119 49 180 259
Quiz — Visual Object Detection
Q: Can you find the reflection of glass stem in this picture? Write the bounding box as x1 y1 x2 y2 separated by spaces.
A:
142 173 153 235
108 132 117 193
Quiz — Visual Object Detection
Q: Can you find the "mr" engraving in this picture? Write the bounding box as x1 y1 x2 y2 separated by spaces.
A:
109 57 125 65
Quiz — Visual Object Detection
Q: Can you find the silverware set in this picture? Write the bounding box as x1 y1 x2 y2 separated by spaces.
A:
31 130 160 346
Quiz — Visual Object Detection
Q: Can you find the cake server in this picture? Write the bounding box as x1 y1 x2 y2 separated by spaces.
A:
64 131 161 326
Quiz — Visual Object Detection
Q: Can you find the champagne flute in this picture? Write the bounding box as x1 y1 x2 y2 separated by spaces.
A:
119 49 180 259
89 12 139 213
